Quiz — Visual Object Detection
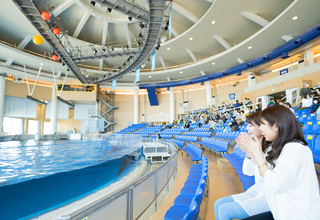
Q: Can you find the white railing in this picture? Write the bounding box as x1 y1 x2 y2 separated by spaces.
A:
245 62 320 93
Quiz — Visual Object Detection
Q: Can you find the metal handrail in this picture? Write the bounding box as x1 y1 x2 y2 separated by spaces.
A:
62 141 177 220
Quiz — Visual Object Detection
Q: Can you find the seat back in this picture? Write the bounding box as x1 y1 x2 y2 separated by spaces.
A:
304 134 315 150
302 121 314 134
312 121 320 134
183 201 199 220
307 113 316 122
313 135 320 155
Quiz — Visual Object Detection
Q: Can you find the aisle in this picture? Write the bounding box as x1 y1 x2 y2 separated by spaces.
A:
152 147 244 220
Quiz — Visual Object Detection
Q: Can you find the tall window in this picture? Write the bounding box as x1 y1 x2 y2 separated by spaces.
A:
2 117 23 135
28 120 40 134
43 122 51 134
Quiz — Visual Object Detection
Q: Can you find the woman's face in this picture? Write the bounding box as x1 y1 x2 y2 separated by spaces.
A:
246 121 262 138
259 117 278 142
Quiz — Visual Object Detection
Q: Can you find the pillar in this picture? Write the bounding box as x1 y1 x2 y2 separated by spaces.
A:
170 87 175 122
50 83 58 134
206 81 212 108
0 73 6 133
96 101 100 133
134 88 139 124
306 50 315 65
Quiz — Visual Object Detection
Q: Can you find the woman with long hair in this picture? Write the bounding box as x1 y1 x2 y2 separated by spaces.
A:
236 105 320 219
214 112 272 220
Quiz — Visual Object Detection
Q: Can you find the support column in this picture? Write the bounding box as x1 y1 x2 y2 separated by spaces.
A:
96 101 100 133
0 73 6 133
306 50 315 65
134 88 139 124
170 87 175 122
206 81 212 108
50 83 58 134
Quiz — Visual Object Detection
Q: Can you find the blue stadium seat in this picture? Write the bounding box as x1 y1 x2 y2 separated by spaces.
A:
304 134 315 150
312 121 320 134
313 135 320 164
302 121 315 134
164 200 199 220
306 113 317 122
298 114 308 124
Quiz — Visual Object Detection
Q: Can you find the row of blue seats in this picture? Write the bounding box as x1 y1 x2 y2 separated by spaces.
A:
185 132 211 137
302 121 320 134
140 127 161 131
134 131 156 135
214 125 248 133
296 113 317 124
167 140 184 148
223 146 255 190
295 108 311 115
182 143 203 161
199 137 229 152
192 128 209 132
116 131 130 134
151 134 173 139
215 131 240 140
121 128 135 132
170 128 190 132
159 130 182 135
165 156 208 220
175 135 198 142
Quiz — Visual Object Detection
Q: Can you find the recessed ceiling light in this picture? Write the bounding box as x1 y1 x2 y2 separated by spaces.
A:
167 47 170 50
292 16 298 20
180 71 183 74
211 21 216 24
189 37 193 41
248 46 252 49
212 62 215 65
149 76 152 78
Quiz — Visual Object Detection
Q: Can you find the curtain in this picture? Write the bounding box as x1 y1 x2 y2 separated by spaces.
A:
81 119 97 133
45 101 70 120
74 104 96 120
4 96 37 118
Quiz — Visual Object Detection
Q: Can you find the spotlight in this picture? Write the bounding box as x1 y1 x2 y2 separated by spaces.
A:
62 62 65 66
282 52 289 59
111 47 114 51
156 44 160 50
67 68 70 71
237 71 242 76
107 8 112 12
128 16 132 21
164 26 168 31
139 22 145 28
93 49 97 54
90 1 95 6
124 45 128 50
102 47 106 52
223 72 227 76
89 44 94 48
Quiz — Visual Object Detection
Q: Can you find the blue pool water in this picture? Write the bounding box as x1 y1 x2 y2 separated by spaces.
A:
0 137 142 219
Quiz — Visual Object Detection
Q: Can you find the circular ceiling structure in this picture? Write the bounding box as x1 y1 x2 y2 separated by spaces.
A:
1 0 320 86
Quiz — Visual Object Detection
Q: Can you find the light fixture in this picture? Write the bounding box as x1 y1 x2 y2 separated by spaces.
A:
149 76 152 78
314 53 320 58
180 71 183 74
167 47 170 50
189 37 193 41
211 21 216 24
89 44 94 48
212 62 215 65
248 46 252 49
128 16 132 21
26 96 47 105
292 16 298 20
107 8 112 13
90 1 95 6
156 44 160 50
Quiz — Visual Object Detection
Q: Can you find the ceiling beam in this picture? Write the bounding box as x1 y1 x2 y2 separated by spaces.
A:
124 23 132 48
99 58 104 71
17 35 33 50
282 35 294 42
237 58 245 63
240 12 269 27
159 56 167 70
5 58 14 67
171 26 179 37
206 0 215 2
102 21 109 46
6 35 33 67
186 48 198 63
53 0 76 17
213 35 231 50
73 12 90 38
200 70 206 76
172 2 199 23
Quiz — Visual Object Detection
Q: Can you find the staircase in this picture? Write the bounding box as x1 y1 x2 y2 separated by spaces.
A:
95 91 119 132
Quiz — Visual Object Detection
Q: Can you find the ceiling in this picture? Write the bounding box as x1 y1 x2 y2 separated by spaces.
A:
0 0 320 87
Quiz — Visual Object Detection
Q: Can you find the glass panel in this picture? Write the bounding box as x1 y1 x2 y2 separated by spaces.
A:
169 157 174 178
87 193 127 220
157 164 168 195
133 175 155 219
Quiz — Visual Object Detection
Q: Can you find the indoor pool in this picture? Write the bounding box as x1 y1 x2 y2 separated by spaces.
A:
0 135 142 220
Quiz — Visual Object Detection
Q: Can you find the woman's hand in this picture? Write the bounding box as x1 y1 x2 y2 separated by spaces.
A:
236 132 263 157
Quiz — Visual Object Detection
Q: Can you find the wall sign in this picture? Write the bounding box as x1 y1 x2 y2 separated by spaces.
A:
280 68 288 75
229 93 235 100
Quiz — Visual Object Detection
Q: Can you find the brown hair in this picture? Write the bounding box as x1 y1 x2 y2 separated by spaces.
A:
246 112 270 153
258 105 307 168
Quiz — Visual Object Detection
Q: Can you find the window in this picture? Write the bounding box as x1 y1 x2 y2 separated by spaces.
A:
28 120 40 134
2 117 23 135
43 122 51 134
